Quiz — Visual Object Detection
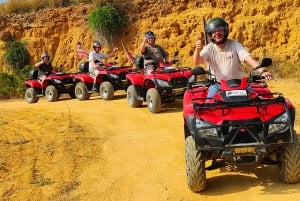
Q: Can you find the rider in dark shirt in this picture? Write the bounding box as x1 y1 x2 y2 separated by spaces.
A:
34 52 53 81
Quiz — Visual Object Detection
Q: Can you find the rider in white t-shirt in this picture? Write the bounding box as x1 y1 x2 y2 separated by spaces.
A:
89 41 118 91
193 17 272 98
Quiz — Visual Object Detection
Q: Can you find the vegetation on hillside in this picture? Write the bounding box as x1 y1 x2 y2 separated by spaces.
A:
87 5 127 47
0 0 135 15
0 0 89 14
3 39 30 71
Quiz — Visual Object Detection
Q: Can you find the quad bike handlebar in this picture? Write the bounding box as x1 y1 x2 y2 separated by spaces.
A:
190 57 272 87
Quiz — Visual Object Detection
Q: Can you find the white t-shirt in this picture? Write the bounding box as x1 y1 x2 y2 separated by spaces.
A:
200 39 250 81
89 51 109 69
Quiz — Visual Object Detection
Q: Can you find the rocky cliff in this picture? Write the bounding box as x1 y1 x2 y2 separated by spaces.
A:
0 0 299 73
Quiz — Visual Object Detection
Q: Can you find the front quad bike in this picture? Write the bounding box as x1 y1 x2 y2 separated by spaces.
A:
24 69 75 104
126 62 192 113
73 61 132 101
183 58 300 192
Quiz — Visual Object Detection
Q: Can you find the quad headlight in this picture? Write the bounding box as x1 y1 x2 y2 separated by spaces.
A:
109 73 119 79
156 79 170 87
53 79 62 84
195 119 218 137
268 112 289 134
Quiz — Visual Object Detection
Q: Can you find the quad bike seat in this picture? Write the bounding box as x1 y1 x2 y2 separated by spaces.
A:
29 69 39 79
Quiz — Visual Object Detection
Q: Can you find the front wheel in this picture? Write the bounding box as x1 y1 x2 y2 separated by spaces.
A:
127 85 143 107
45 85 58 102
185 135 207 192
25 88 39 104
278 132 300 184
75 82 89 101
146 88 161 113
100 81 114 100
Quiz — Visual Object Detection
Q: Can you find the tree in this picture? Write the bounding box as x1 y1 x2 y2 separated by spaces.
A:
3 39 30 71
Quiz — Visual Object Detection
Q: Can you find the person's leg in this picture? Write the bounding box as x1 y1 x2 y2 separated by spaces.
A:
207 84 220 98
92 69 99 91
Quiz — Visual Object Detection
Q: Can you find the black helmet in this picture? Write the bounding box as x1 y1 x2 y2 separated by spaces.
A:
145 31 155 39
206 17 229 43
41 52 49 59
93 41 102 48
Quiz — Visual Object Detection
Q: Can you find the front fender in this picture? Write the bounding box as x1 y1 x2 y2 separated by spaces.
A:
127 72 144 86
184 115 196 137
25 79 42 88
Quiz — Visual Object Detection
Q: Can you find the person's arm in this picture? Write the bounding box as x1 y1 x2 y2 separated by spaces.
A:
245 55 272 80
165 55 170 63
193 39 204 65
35 60 43 68
160 46 170 63
140 38 147 54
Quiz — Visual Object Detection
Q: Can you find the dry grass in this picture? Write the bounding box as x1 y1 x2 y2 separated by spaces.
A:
0 0 92 15
0 0 136 15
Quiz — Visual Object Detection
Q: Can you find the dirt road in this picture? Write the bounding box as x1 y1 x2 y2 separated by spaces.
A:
1 79 300 201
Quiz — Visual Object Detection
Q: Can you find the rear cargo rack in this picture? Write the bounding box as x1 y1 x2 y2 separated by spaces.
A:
193 92 285 110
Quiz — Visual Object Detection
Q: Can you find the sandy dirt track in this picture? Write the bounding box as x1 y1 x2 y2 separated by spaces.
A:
0 79 300 201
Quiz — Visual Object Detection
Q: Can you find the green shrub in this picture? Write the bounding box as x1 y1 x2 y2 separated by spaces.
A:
87 5 127 47
15 65 34 97
3 39 30 71
0 65 33 99
0 73 14 99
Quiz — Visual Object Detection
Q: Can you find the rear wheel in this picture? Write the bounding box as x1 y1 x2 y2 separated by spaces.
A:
75 82 89 101
127 85 143 107
146 88 161 113
45 85 58 102
278 132 300 183
185 135 207 192
25 88 39 104
100 81 114 100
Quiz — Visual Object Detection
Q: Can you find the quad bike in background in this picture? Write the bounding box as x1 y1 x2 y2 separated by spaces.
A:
126 54 192 113
73 61 133 101
24 69 75 104
183 58 300 192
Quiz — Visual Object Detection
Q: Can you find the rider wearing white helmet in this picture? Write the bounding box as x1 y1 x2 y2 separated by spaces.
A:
88 41 118 91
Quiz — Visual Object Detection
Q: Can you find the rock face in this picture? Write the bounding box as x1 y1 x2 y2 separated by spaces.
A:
0 1 299 73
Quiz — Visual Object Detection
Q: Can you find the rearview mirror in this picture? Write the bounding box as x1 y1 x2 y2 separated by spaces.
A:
173 51 179 57
260 58 272 67
191 67 207 75
254 58 272 70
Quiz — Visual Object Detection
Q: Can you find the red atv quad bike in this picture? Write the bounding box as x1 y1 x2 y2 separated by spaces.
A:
126 54 192 113
24 69 75 104
183 58 300 192
73 61 133 101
